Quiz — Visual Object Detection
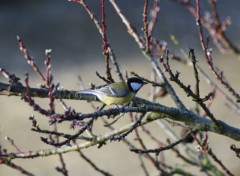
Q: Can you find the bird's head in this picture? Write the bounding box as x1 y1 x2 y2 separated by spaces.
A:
127 77 147 93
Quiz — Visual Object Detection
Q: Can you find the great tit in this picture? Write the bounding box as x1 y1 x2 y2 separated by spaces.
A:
78 77 147 105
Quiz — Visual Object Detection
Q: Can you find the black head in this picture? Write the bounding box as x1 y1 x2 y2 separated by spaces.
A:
127 77 147 93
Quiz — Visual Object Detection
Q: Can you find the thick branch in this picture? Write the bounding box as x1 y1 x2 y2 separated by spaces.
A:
0 82 99 102
1 82 240 141
2 106 240 160
70 105 240 141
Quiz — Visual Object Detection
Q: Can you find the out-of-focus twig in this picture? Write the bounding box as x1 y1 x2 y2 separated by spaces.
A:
195 0 240 102
170 0 240 55
69 0 124 81
76 148 112 176
148 0 159 36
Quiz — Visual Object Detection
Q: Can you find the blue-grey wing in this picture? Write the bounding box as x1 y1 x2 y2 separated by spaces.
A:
78 82 129 97
97 84 129 97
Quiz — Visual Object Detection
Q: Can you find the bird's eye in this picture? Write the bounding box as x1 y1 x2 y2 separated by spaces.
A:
130 82 143 92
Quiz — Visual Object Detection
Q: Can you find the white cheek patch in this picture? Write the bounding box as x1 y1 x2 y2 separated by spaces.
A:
130 82 142 92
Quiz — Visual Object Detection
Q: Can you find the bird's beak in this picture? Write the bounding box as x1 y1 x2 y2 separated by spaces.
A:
143 81 147 85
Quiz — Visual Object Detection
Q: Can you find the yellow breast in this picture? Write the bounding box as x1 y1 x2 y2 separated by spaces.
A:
99 92 135 105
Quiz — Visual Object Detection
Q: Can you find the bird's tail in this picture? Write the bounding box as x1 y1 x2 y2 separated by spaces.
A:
78 89 100 97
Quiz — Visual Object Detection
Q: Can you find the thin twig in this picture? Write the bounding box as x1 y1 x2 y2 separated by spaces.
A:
171 50 240 113
138 155 150 176
109 0 145 49
143 0 150 52
0 67 14 82
69 0 124 81
230 144 240 159
131 72 165 88
77 149 113 176
31 128 92 141
191 127 232 176
5 137 21 153
41 118 94 147
110 113 146 141
101 0 114 83
148 0 159 36
1 160 35 176
130 130 196 154
189 49 200 98
17 36 48 85
208 148 234 176
56 154 68 176
130 113 165 173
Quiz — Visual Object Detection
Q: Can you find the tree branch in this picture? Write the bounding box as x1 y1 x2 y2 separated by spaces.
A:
1 81 240 141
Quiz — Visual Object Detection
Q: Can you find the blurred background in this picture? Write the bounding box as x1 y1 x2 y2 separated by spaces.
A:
0 0 240 175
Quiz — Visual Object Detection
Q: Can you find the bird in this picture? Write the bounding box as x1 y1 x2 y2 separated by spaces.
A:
78 77 147 105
